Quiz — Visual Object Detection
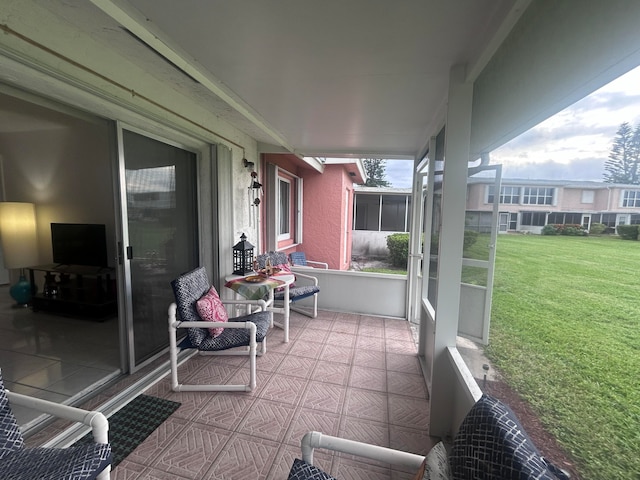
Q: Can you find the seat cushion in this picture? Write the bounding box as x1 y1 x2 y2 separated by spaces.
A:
256 252 289 269
287 458 337 480
196 286 228 337
170 266 212 347
449 394 569 480
0 371 24 460
289 251 308 266
0 444 111 480
196 311 271 352
274 285 319 302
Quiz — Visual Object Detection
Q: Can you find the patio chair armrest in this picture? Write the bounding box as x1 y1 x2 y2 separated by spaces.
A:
170 320 259 330
6 391 109 444
290 269 319 286
300 431 424 470
305 260 328 269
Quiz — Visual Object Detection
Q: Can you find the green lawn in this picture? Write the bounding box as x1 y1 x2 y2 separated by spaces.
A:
486 235 640 479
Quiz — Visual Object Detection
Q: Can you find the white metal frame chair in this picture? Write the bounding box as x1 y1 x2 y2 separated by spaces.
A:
289 251 329 269
301 431 424 470
2 370 111 480
256 252 321 319
169 266 272 392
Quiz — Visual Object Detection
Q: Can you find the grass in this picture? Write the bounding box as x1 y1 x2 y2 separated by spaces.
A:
486 235 640 479
360 234 639 477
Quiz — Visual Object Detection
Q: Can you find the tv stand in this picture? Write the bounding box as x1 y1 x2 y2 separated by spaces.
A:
27 264 116 320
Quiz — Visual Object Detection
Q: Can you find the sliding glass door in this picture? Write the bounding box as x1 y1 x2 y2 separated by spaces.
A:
117 126 199 371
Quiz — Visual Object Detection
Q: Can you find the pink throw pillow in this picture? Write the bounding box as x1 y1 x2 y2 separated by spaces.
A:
275 263 295 290
196 286 228 337
276 263 292 274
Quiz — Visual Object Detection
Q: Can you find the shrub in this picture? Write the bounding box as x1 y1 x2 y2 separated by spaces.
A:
464 230 479 250
617 224 639 240
386 233 410 267
542 224 587 236
589 223 607 235
387 230 479 266
561 225 586 236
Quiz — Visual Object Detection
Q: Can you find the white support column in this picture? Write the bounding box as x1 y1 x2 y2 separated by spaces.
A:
429 64 474 438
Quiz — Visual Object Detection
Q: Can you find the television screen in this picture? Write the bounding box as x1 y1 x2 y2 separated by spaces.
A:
51 223 109 267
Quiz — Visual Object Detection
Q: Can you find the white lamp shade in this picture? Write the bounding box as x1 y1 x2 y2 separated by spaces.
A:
0 202 38 269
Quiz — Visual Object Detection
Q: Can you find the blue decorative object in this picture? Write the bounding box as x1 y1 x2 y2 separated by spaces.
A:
9 273 32 306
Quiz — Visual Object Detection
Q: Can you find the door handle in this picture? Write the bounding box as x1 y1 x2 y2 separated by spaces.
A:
126 246 133 260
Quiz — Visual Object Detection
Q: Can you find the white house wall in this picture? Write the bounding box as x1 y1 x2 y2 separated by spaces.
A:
471 0 640 157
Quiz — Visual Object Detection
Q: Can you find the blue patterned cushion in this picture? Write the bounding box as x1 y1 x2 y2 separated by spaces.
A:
287 458 337 480
197 312 271 351
0 370 111 479
449 394 569 480
274 285 319 302
256 252 289 269
0 371 24 460
289 251 308 266
170 267 212 347
0 444 111 480
171 267 272 351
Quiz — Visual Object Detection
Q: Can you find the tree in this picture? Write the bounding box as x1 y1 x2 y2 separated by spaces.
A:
362 158 391 187
603 122 640 184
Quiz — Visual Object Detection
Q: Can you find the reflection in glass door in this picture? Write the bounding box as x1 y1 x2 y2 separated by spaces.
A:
119 128 199 370
499 213 509 232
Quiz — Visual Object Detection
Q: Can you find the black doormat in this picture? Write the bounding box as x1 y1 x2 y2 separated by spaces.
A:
76 394 181 467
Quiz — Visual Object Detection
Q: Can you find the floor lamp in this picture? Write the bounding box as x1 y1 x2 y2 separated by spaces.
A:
0 202 38 306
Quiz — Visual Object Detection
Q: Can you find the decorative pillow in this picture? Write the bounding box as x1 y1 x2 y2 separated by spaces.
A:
196 286 228 337
449 394 568 480
422 442 452 479
412 442 452 480
275 263 295 290
287 458 337 480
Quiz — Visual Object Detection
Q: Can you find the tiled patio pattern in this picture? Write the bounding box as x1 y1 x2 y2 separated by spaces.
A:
110 310 434 479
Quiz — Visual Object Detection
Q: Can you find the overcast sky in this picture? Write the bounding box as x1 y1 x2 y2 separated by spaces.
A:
384 65 640 188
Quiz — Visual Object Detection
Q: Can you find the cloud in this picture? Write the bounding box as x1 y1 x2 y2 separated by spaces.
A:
385 159 413 188
373 66 640 186
500 157 605 181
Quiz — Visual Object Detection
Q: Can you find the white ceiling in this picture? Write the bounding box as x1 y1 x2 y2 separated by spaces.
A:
2 0 525 158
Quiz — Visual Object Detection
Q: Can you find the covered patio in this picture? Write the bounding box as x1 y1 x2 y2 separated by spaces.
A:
1 1 640 478
28 309 431 479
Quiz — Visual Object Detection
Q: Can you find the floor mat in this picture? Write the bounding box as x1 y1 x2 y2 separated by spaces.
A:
76 394 181 467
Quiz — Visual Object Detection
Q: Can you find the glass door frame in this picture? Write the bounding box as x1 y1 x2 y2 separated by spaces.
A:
113 121 213 373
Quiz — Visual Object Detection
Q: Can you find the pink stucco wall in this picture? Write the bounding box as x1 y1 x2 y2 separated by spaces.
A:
261 154 355 270
302 165 353 270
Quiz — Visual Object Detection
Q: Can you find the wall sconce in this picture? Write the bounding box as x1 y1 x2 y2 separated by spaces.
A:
243 158 255 170
0 202 38 306
232 233 254 275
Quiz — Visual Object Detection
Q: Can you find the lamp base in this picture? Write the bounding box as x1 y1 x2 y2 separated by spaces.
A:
9 274 32 307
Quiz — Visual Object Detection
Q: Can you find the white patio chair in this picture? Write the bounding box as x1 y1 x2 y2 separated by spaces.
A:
168 266 272 392
1 370 111 480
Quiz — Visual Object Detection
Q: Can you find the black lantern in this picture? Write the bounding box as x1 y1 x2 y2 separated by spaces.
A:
233 233 254 275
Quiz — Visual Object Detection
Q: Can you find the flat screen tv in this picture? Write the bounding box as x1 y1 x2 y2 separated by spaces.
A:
51 223 109 267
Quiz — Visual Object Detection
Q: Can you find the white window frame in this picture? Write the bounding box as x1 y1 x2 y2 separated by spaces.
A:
486 185 520 204
621 190 640 208
266 166 303 250
522 187 554 205
277 176 292 241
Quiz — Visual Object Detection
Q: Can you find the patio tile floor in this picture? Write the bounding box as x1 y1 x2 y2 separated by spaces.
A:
41 309 436 479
